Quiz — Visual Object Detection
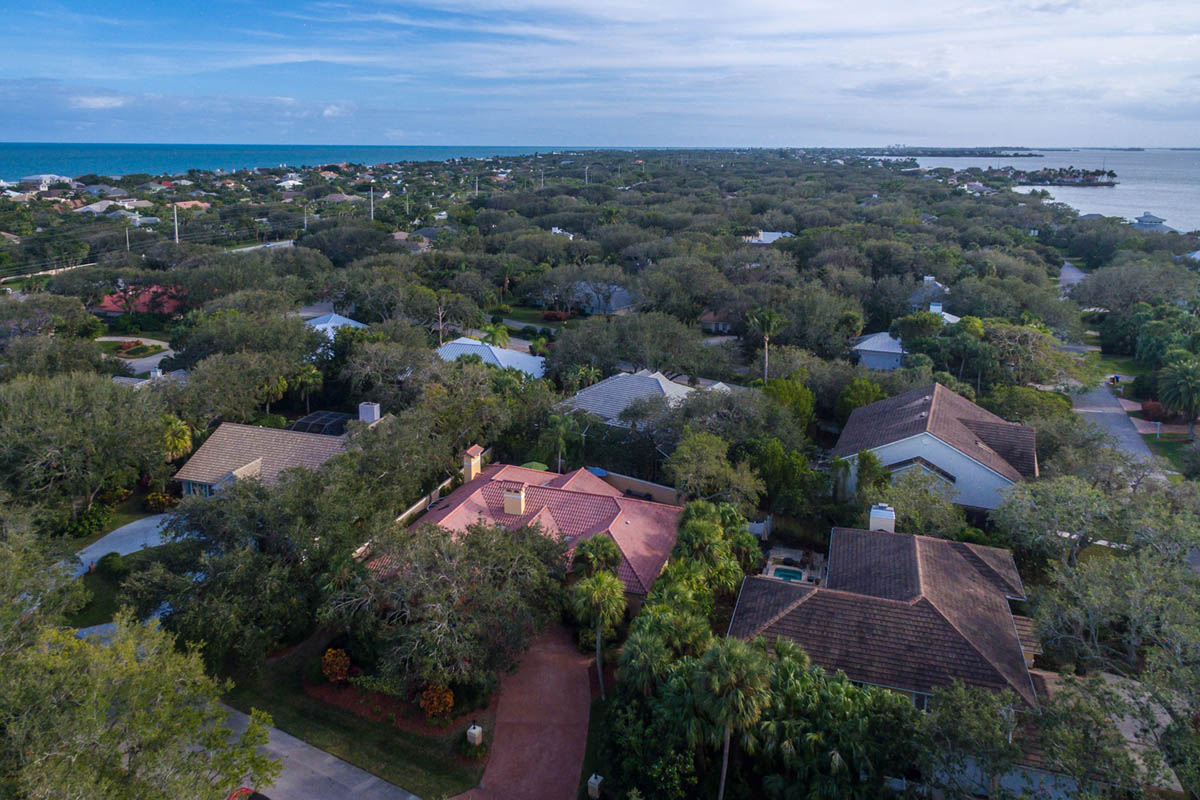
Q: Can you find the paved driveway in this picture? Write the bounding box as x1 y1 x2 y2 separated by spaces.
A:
96 335 175 374
224 707 419 800
1058 260 1086 292
455 626 592 800
1072 384 1155 465
74 514 168 576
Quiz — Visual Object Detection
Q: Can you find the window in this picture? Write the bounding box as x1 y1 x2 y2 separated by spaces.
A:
886 457 957 484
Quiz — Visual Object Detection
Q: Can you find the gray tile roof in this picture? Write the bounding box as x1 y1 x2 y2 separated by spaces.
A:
565 369 693 423
436 337 545 377
174 423 346 487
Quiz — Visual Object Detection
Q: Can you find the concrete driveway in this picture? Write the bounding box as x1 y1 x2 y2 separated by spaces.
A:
96 335 175 374
455 626 591 800
1058 260 1086 292
1072 384 1155 465
223 706 419 800
74 514 168 576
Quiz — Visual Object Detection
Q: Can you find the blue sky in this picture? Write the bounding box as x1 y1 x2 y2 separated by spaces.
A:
1 0 1197 146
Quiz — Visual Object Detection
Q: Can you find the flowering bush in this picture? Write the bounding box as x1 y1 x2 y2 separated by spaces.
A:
419 683 454 719
143 492 178 513
322 648 351 684
99 487 132 507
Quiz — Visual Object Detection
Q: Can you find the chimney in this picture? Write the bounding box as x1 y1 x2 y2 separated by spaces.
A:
358 401 381 424
929 302 943 315
462 445 483 482
923 275 935 283
503 484 526 516
869 503 896 532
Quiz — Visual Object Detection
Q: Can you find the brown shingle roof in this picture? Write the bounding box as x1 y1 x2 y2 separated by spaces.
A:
831 383 1038 482
730 527 1036 707
174 423 346 486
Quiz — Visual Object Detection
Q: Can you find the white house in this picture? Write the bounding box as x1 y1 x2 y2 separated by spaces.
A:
852 331 906 370
436 336 545 378
832 383 1038 511
305 312 367 339
566 369 728 425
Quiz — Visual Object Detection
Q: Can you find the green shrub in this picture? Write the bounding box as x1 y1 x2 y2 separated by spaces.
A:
143 492 178 513
254 413 288 429
98 487 132 507
59 504 113 539
96 551 131 580
1131 373 1157 401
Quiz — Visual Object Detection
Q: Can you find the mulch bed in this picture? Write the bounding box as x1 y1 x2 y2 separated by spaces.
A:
303 679 497 739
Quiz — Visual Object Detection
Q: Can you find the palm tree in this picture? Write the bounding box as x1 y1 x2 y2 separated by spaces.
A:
695 638 772 800
570 364 602 389
257 373 289 415
1159 358 1200 439
571 571 625 701
572 534 621 577
619 627 672 697
291 363 324 414
161 415 193 462
746 307 784 383
542 413 579 472
480 322 511 348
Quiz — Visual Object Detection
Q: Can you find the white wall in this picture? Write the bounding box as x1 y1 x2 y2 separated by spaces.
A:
843 432 1016 510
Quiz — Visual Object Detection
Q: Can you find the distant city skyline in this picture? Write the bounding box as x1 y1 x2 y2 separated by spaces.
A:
1 0 1197 147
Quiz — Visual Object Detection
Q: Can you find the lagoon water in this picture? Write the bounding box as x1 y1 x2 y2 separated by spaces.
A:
0 143 557 182
915 149 1200 234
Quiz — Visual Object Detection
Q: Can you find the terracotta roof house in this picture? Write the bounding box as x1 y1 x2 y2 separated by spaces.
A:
174 402 380 496
407 449 682 596
96 286 185 316
437 336 545 378
728 523 1038 708
832 383 1037 511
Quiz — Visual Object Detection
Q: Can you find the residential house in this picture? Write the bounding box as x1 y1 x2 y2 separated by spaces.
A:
305 311 366 339
436 336 546 378
565 369 727 425
742 230 794 245
699 310 734 334
831 383 1037 511
928 301 960 324
0 231 21 245
550 226 574 239
173 200 211 211
908 276 949 310
851 331 906 370
728 518 1038 709
96 286 185 316
174 402 381 496
1131 211 1177 233
572 281 635 316
321 193 364 204
407 448 682 597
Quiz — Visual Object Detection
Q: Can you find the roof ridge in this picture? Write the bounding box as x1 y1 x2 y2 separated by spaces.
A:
948 540 1021 598
749 577 816 637
925 383 943 433
918 594 1035 706
601 521 647 594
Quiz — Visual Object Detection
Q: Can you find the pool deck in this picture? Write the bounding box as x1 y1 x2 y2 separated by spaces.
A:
763 547 825 585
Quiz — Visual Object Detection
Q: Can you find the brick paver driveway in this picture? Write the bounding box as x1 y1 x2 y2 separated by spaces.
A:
455 626 592 800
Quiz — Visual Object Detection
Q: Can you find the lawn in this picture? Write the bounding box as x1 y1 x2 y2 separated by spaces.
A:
576 699 609 800
497 306 561 328
97 340 165 358
1142 433 1191 474
226 659 483 800
1095 352 1147 379
65 542 181 628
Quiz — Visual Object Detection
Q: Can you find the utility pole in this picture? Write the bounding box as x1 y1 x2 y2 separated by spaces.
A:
540 169 544 189
173 204 179 244
303 204 308 231
585 165 590 185
125 226 130 252
474 175 478 196
369 187 375 221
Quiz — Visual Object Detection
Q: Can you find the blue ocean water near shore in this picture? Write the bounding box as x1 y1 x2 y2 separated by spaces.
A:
0 143 557 181
915 149 1200 234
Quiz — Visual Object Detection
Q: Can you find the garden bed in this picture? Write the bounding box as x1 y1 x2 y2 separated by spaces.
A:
303 678 497 741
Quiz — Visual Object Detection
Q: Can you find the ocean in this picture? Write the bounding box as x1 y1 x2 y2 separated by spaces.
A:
913 149 1200 234
0 143 561 181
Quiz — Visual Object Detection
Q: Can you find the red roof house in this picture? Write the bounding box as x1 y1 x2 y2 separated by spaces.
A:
408 450 682 595
97 285 185 315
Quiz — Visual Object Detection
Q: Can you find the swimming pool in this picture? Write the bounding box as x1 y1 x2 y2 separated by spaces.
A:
773 567 806 582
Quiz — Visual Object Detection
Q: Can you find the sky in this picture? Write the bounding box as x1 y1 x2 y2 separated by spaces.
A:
0 0 1198 146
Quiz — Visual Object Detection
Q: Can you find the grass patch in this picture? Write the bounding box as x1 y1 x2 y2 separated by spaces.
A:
97 340 165 358
1143 433 1191 474
498 306 561 328
66 542 180 628
226 660 482 800
1096 353 1147 378
576 699 609 800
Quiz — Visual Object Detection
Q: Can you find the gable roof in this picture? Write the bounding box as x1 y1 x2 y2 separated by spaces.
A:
306 312 366 337
831 383 1037 482
852 331 905 355
174 423 346 487
730 527 1035 706
414 463 680 595
437 336 545 378
566 369 694 423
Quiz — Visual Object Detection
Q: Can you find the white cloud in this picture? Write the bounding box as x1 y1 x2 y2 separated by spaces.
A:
69 95 126 109
322 104 347 117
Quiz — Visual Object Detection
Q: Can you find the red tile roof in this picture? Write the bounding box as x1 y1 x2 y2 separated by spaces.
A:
729 527 1036 707
832 383 1037 482
415 464 680 595
97 285 185 315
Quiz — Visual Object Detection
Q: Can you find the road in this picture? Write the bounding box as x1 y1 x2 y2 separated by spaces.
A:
1058 260 1086 292
96 335 175 374
73 514 168 576
1071 384 1155 465
224 707 419 800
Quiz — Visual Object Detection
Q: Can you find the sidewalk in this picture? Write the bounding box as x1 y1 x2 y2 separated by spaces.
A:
1117 396 1192 435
